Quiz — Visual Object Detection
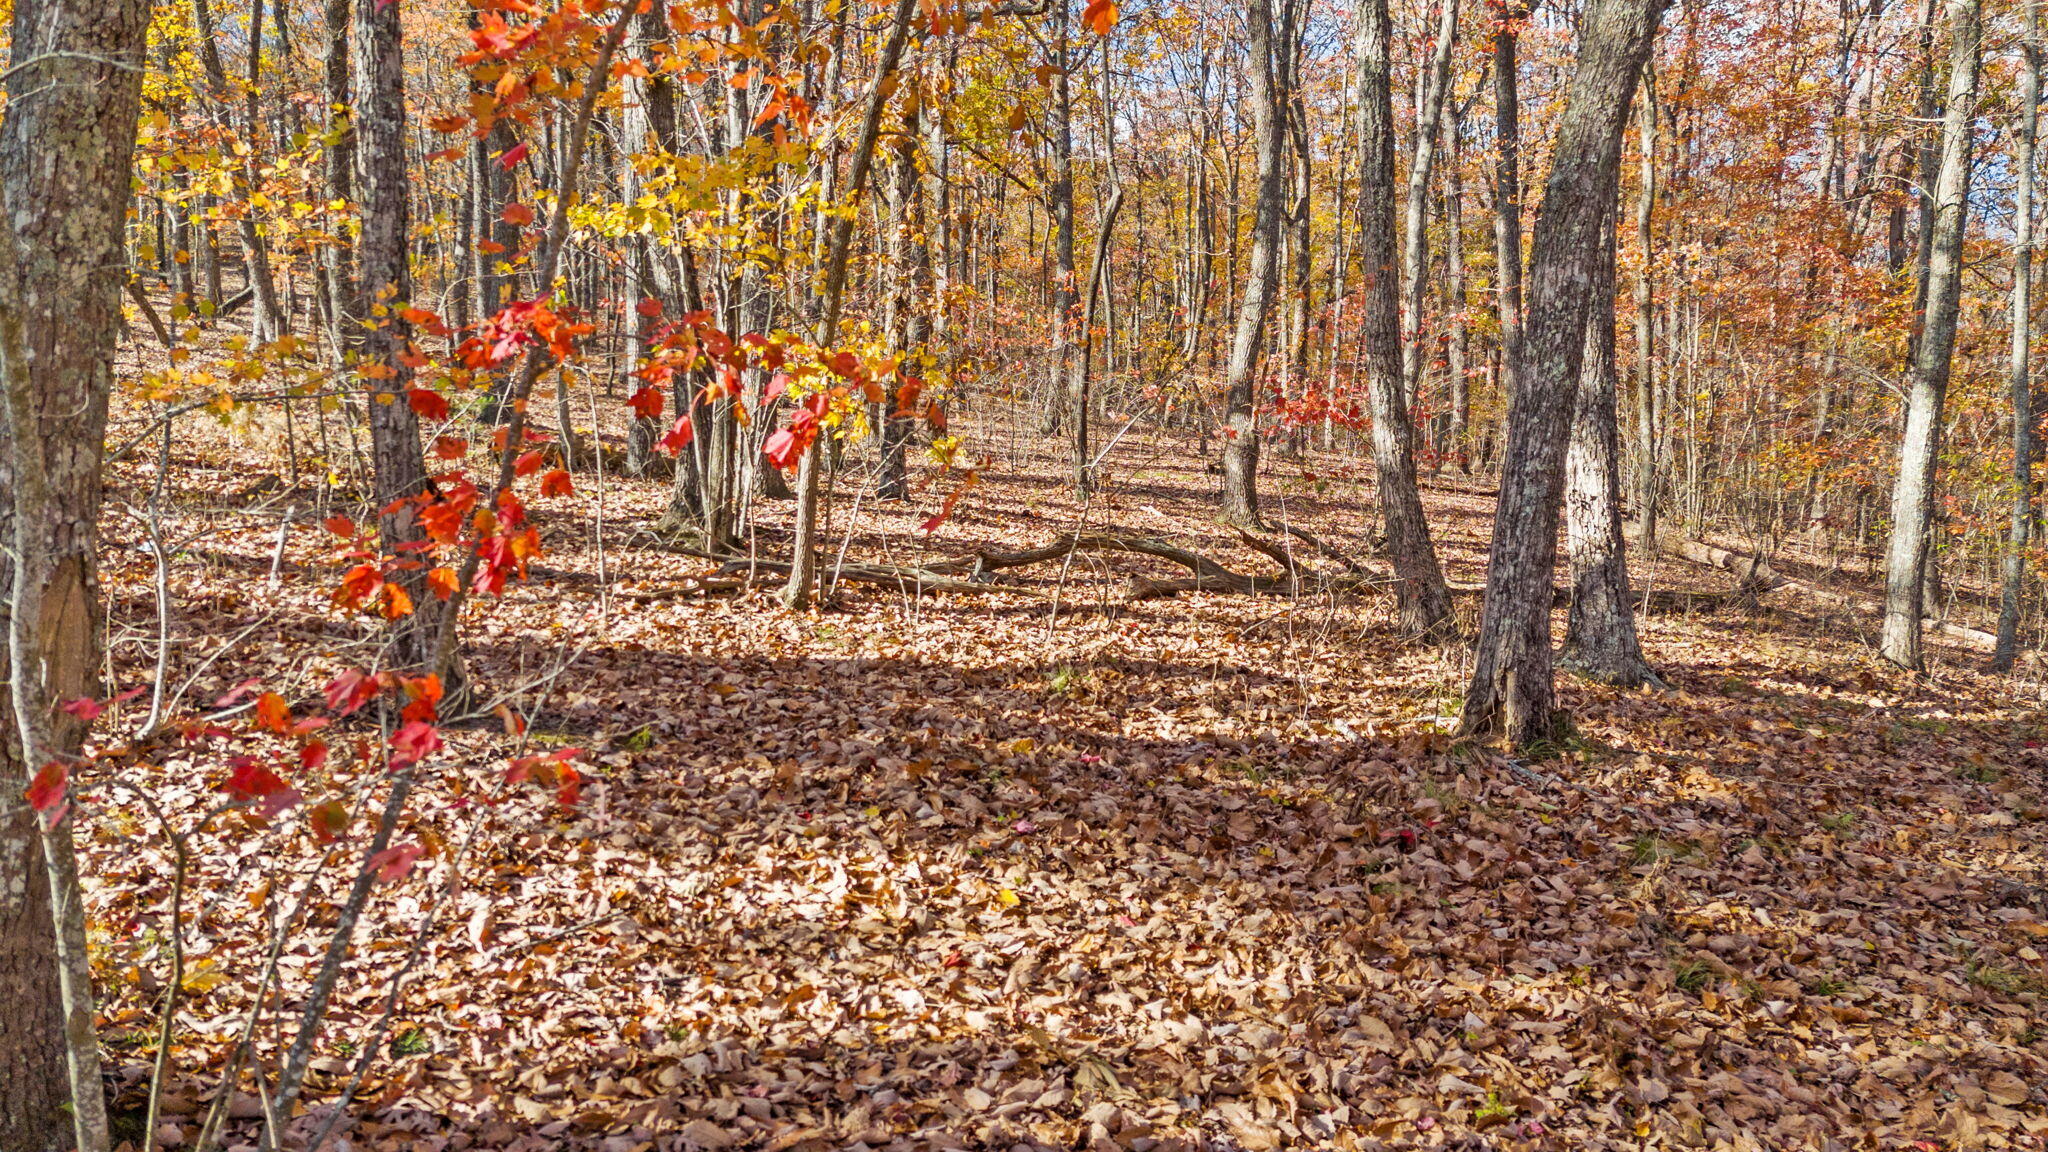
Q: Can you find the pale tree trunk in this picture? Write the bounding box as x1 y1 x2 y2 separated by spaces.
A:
1356 0 1455 637
0 0 151 1146
1993 1 2039 673
1563 202 1658 686
352 0 437 671
1633 71 1658 544
1399 0 1460 410
1461 0 1667 746
784 0 916 610
1219 0 1288 528
1880 0 1980 671
1445 106 1471 470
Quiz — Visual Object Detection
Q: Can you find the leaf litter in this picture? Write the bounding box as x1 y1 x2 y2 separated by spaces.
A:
80 386 2048 1152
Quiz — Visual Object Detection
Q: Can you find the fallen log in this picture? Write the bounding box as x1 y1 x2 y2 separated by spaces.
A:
1631 525 2000 653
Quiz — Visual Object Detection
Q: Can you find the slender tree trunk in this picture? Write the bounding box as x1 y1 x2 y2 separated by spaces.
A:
1564 201 1657 685
1043 5 1079 436
1400 0 1461 411
0 0 151 1147
1357 0 1456 636
1880 0 1980 670
1994 4 2040 672
1219 0 1288 528
1633 70 1658 543
352 0 435 669
1446 106 1471 470
1072 185 1126 490
1461 0 1667 745
1491 0 1529 381
783 0 916 610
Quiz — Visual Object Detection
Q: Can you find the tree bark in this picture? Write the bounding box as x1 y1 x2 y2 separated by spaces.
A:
783 0 917 610
1994 1 2039 673
352 0 436 670
1563 201 1658 686
1880 0 1979 670
1400 0 1461 411
1461 0 1666 745
0 0 151 1146
1218 0 1288 528
1490 0 1529 379
1632 70 1658 544
1356 0 1456 638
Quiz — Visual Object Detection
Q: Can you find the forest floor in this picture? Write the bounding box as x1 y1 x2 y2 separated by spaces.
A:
79 359 2048 1152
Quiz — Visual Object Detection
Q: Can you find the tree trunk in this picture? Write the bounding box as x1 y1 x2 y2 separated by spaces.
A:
1461 0 1667 746
1491 0 1529 378
1072 186 1126 491
1632 71 1658 544
352 0 435 669
1563 202 1657 686
1356 0 1455 637
1399 0 1460 412
1218 0 1287 528
783 0 916 610
1043 4 1078 437
1994 2 2039 673
0 0 151 1146
1880 0 1980 670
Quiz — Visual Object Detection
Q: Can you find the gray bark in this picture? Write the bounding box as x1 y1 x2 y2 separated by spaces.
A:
1994 2 2039 672
1880 0 1980 670
1461 0 1667 745
1356 0 1455 637
1563 202 1657 686
1218 0 1287 528
0 0 152 1145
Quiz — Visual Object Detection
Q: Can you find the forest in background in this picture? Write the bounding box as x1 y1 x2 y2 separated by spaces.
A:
2 0 2048 1146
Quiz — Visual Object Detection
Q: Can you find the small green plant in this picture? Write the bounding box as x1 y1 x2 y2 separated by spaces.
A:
1674 960 1715 993
623 725 656 752
1474 1091 1516 1124
332 1039 358 1057
1808 974 1853 997
1966 958 2045 996
1047 665 1086 696
390 1027 431 1057
1819 811 1858 835
1955 761 2001 784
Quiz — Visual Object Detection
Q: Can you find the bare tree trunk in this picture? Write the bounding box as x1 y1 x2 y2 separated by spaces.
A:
1994 1 2039 673
1461 0 1666 746
784 0 916 610
1356 0 1455 637
1072 185 1126 490
1880 0 1980 670
352 0 435 670
1043 3 1079 437
1564 201 1657 686
1491 0 1529 381
0 0 151 1146
1633 70 1658 544
1219 0 1288 528
1445 105 1471 471
1400 0 1460 410
319 0 354 361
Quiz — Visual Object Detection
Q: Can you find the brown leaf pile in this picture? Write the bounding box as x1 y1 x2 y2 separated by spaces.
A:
80 381 2048 1152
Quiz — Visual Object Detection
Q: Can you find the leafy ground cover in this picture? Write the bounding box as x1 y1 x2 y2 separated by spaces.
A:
85 380 2048 1151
